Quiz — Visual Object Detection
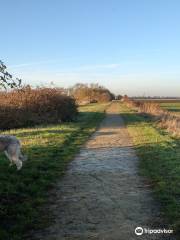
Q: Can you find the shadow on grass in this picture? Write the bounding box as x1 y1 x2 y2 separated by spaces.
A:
119 112 152 126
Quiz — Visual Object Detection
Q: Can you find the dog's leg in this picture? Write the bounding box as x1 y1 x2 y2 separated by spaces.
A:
7 144 23 170
11 150 23 170
13 158 22 170
4 150 13 166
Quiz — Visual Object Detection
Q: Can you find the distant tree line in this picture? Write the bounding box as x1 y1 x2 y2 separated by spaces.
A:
68 83 115 104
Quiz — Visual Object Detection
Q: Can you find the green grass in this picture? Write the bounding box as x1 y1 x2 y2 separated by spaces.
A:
119 103 180 235
160 102 180 114
0 103 108 240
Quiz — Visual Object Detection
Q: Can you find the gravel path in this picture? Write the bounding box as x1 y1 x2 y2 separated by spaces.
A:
33 102 172 240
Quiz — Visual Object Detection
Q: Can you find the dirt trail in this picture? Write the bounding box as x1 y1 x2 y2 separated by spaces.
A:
33 102 170 240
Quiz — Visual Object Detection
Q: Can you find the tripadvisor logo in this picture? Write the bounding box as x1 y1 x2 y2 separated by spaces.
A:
135 227 143 235
135 226 173 236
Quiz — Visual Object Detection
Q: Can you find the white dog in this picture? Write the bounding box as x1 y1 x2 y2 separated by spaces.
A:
0 135 27 170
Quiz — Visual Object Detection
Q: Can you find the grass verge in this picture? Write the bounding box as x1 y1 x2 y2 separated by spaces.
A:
0 103 109 240
119 103 180 235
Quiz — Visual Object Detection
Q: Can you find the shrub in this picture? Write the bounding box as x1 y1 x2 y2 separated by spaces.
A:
0 87 78 129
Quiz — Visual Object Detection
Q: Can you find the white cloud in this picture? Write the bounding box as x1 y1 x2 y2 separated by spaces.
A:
9 59 58 69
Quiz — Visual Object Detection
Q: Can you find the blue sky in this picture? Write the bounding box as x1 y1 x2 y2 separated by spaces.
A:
1 0 180 96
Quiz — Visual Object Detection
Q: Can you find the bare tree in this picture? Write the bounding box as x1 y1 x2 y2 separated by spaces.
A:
0 60 22 89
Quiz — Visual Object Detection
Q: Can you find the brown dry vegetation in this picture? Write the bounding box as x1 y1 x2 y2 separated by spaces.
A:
70 84 114 104
124 97 180 136
0 86 77 129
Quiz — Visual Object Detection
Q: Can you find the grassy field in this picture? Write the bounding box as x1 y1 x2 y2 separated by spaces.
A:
0 103 108 240
133 98 180 103
119 103 180 234
160 102 180 114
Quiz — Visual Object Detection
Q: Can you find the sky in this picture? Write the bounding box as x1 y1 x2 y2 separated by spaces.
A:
1 0 180 96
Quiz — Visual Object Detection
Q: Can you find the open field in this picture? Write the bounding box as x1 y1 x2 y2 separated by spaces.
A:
133 98 180 103
160 102 180 114
0 103 108 240
120 103 180 234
